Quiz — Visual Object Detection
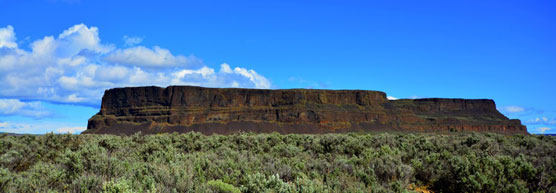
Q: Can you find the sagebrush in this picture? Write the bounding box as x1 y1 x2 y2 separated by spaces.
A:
0 132 555 192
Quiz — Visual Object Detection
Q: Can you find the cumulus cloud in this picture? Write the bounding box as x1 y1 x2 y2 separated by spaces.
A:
56 126 86 134
0 24 271 105
123 35 143 46
168 63 271 89
104 46 193 67
499 106 525 113
0 99 51 118
387 96 398 100
0 25 17 48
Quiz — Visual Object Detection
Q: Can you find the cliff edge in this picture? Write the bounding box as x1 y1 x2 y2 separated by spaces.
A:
84 86 527 135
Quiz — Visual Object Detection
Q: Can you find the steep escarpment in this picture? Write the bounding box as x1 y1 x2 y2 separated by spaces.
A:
84 86 527 135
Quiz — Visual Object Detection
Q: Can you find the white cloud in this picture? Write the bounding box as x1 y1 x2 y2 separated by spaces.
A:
220 63 233 73
0 122 33 134
56 24 113 57
66 94 86 102
231 66 271 89
499 106 525 113
0 121 85 134
56 126 86 134
173 66 215 79
58 56 86 67
526 117 556 125
0 25 17 48
537 127 551 134
104 46 190 67
0 24 271 105
170 64 271 89
231 81 240 87
0 99 51 118
123 35 143 46
387 96 398 100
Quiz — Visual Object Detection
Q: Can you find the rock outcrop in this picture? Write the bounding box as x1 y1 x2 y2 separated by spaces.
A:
84 86 527 135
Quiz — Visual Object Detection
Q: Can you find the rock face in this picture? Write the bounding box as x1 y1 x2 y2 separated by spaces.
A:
84 86 527 135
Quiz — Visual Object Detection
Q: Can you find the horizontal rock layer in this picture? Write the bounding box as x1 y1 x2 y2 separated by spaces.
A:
85 86 527 135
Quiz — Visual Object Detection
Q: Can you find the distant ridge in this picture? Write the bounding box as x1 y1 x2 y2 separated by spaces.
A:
0 132 26 136
84 86 527 135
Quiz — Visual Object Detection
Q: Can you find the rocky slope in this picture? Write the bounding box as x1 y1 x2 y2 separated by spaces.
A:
84 86 527 135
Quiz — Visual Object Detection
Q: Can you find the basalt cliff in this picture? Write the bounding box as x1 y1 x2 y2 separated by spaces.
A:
84 86 527 135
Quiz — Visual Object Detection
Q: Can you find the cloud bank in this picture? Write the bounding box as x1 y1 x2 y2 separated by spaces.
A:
0 99 50 118
0 121 86 134
526 117 556 125
0 24 271 106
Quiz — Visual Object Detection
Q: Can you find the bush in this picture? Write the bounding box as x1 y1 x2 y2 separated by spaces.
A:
0 132 554 192
207 180 240 193
102 179 134 193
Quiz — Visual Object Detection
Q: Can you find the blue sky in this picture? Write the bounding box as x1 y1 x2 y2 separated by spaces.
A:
0 0 555 134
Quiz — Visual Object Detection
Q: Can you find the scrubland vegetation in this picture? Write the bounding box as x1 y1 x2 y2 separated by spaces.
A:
1 132 555 192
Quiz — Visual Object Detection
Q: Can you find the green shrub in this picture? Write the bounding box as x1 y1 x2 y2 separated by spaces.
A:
0 132 554 192
241 173 294 193
0 168 12 192
207 180 240 193
102 179 134 193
